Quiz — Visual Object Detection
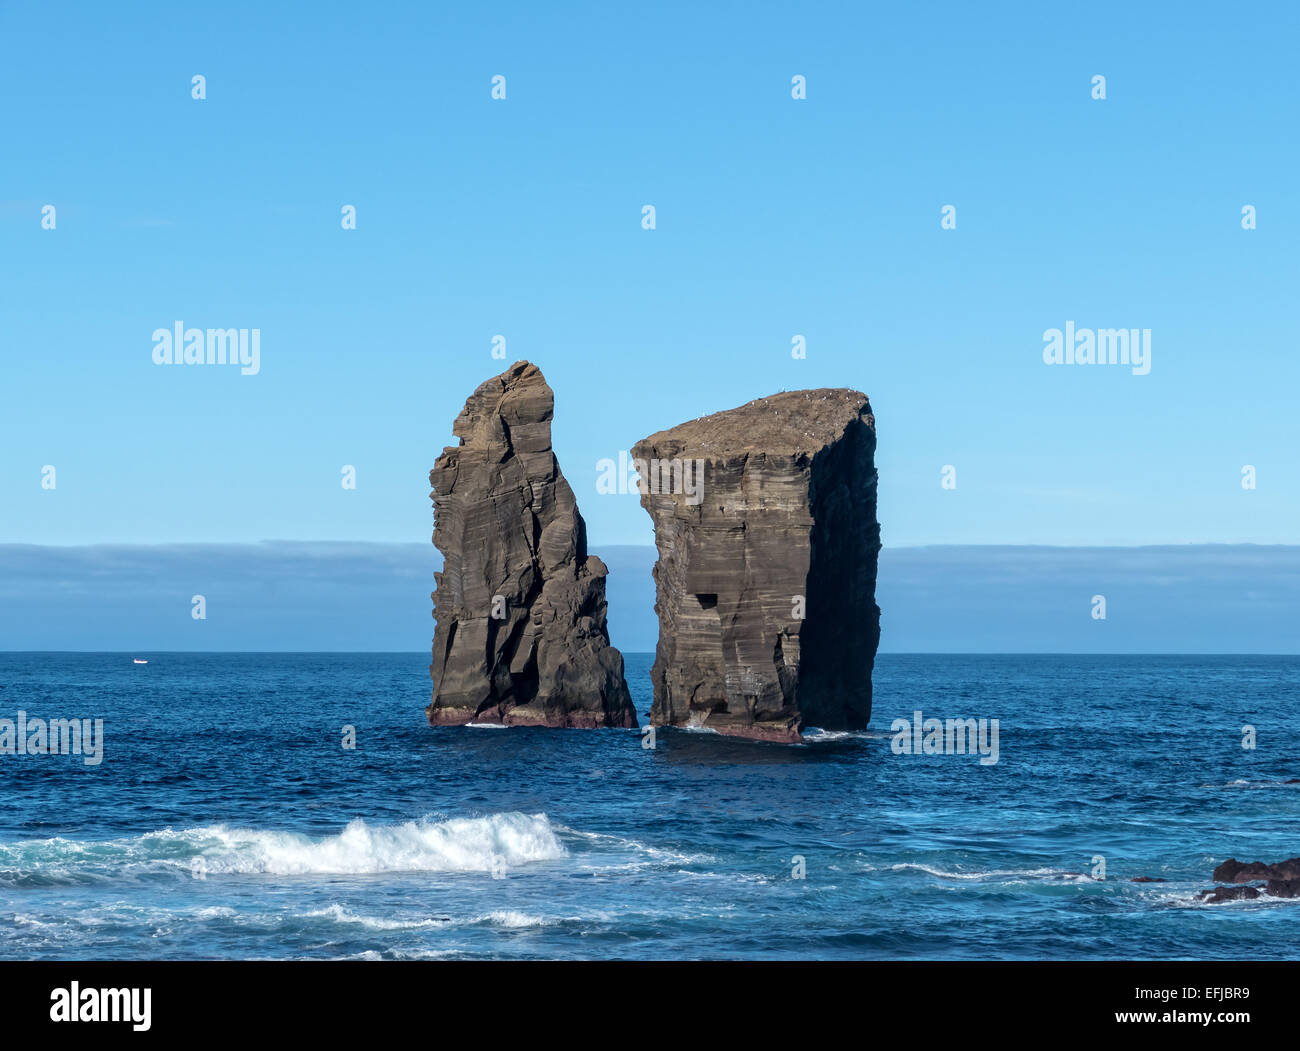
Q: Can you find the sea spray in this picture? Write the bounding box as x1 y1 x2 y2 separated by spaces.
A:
0 812 566 886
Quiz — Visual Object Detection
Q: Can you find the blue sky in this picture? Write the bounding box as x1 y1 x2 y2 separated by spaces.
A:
2 0 1297 549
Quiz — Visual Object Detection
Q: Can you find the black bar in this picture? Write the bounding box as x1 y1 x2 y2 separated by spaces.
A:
0 961 1292 1038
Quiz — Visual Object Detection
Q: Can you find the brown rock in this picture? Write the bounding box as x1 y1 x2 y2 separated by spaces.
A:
1212 856 1300 883
1199 885 1261 903
632 388 880 742
427 362 635 729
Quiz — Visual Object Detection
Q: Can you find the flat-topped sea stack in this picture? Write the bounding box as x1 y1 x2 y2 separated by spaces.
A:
428 361 635 729
633 388 880 742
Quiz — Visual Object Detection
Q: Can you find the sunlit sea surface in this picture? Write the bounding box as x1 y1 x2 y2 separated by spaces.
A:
1 653 1297 959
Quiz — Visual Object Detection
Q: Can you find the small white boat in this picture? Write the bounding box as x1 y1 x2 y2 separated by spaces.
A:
133 659 149 665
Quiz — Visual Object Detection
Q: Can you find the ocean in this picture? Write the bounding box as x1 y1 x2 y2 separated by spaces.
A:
0 652 1297 960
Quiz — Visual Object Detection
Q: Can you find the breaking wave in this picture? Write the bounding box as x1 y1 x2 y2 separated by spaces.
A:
0 812 566 887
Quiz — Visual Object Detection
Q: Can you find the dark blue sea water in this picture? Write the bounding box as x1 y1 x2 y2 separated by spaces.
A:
0 653 1297 960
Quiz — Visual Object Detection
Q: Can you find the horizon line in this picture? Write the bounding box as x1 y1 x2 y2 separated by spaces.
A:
5 540 1300 551
4 650 1297 658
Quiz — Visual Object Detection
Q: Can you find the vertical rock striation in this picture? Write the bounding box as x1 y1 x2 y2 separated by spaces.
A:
428 361 635 728
633 389 880 742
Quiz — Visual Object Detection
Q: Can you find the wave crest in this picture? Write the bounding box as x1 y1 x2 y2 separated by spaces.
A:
0 812 566 885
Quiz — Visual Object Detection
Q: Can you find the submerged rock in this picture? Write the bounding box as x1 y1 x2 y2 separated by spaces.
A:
632 388 880 742
427 361 635 729
1200 885 1260 903
1265 878 1300 898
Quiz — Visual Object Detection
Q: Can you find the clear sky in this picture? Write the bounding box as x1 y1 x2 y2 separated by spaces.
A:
2 1 1297 549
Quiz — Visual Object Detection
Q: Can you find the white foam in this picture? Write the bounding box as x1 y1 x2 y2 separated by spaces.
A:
1201 779 1299 789
194 906 238 920
299 904 450 930
475 910 552 928
195 813 566 875
801 728 888 741
0 812 566 882
888 862 1091 882
556 825 714 870
1162 891 1294 910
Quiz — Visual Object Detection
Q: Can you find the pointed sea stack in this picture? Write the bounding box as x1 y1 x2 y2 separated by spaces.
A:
428 361 635 728
633 389 880 742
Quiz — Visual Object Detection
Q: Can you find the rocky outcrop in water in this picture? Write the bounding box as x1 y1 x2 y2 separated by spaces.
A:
632 388 880 742
1265 878 1300 898
1198 856 1300 903
1212 856 1300 883
427 361 635 728
1199 884 1260 903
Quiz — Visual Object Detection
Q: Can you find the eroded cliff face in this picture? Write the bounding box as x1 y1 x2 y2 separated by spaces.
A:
632 389 880 742
428 361 635 729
